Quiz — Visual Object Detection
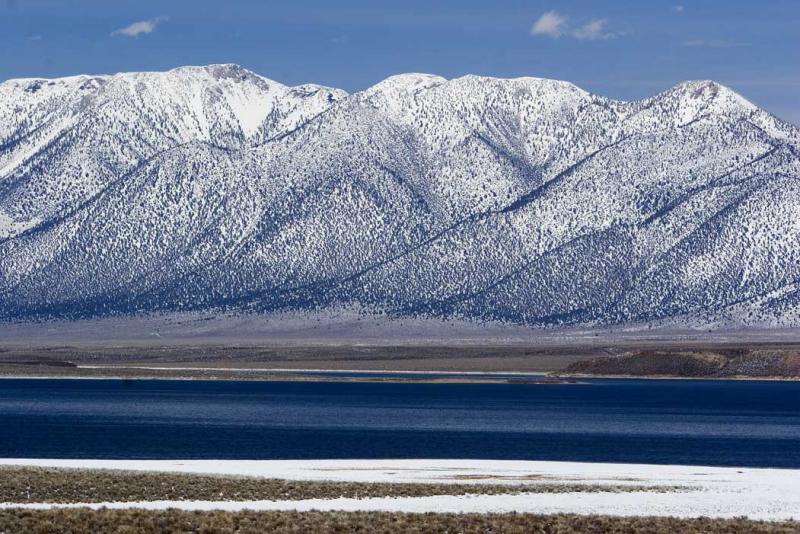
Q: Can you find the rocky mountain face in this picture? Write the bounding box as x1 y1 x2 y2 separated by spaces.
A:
1 64 799 327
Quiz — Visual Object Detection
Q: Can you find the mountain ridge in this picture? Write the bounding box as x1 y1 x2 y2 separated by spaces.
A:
1 65 799 328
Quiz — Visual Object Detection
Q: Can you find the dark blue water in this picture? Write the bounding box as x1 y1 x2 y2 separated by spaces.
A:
1 377 799 467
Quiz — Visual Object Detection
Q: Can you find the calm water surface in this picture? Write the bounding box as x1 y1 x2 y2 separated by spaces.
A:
1 377 799 467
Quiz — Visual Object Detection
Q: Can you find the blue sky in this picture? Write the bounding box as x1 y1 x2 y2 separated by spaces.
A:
2 0 798 124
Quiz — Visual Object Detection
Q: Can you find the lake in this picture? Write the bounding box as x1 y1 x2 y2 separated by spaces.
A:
1 377 799 467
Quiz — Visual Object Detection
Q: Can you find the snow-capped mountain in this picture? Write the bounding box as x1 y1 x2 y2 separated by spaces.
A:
1 64 799 327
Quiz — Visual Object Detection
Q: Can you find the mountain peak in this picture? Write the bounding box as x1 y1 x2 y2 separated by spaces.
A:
168 63 269 82
362 73 447 98
662 79 756 113
454 73 585 90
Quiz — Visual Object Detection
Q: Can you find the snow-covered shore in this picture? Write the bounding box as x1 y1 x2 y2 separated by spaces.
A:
1 459 798 520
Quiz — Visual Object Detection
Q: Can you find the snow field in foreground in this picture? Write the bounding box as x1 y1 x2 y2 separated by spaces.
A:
0 459 798 520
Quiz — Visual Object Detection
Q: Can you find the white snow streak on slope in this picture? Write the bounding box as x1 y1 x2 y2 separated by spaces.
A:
0 114 77 178
1 459 798 520
0 211 41 239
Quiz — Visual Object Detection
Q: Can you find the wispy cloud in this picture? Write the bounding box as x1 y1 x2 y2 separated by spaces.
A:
572 19 616 40
111 16 168 38
673 5 685 13
531 10 619 40
683 39 750 48
530 10 567 38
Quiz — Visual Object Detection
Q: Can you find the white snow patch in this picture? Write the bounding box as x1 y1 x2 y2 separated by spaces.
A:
1 459 798 520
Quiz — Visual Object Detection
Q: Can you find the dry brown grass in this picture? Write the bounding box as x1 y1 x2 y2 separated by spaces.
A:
0 509 796 534
0 467 676 504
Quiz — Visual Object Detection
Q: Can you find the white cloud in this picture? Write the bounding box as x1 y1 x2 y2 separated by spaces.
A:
674 5 685 13
572 18 616 40
531 11 618 41
111 16 167 38
530 10 568 38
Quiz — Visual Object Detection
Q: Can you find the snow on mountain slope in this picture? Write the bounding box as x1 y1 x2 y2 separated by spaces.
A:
0 64 345 239
0 65 798 327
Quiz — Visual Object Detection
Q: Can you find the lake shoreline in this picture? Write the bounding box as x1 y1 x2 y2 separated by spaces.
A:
0 366 797 382
0 367 572 384
2 340 799 380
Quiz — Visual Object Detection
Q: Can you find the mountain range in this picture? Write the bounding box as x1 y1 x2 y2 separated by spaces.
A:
1 64 799 328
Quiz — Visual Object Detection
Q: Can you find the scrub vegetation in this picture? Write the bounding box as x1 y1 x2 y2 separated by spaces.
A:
0 467 679 504
0 509 796 534
566 348 800 378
